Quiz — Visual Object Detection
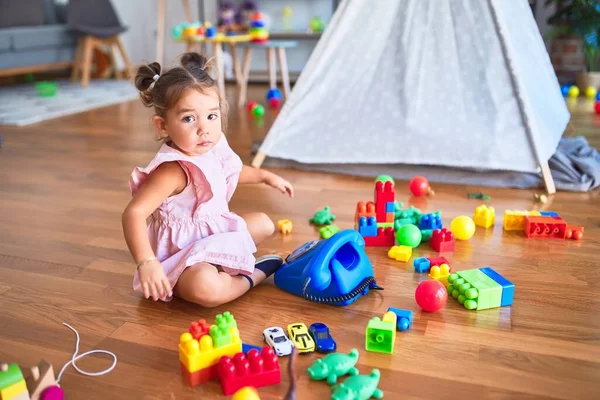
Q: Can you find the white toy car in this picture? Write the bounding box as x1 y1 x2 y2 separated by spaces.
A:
262 326 294 356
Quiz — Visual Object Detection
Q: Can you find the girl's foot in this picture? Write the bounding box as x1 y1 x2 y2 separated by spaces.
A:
242 255 283 288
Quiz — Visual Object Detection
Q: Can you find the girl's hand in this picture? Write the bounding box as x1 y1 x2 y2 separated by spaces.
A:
138 260 172 301
264 172 294 197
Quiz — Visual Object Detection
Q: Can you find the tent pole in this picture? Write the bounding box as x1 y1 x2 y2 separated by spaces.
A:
251 152 267 169
539 161 556 195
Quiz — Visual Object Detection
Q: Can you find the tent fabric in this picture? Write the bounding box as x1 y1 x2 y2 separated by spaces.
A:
257 0 570 174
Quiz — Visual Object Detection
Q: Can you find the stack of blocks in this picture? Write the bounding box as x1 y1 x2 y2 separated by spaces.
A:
503 210 541 231
365 311 396 354
413 256 449 273
0 363 29 400
447 267 514 310
504 210 584 240
217 347 280 395
356 181 396 246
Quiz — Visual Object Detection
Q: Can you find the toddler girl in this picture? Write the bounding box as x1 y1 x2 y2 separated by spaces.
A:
122 52 293 307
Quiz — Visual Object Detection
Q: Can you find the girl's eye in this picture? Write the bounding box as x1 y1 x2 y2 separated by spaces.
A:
182 115 195 123
208 113 218 121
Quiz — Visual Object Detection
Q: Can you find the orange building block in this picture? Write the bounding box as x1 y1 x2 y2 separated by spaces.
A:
355 201 376 222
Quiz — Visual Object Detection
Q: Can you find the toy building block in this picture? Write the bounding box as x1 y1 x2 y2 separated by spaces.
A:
428 264 451 286
413 257 431 273
310 206 336 226
420 229 433 242
395 206 423 225
277 219 293 234
363 227 395 247
320 224 341 239
355 201 376 222
215 312 237 331
473 205 495 229
217 347 280 395
24 360 57 400
503 210 541 231
540 211 559 217
0 363 29 400
382 311 397 328
189 319 211 340
242 343 263 353
376 222 394 229
365 317 395 354
427 256 449 267
330 369 384 400
394 218 414 230
358 216 377 237
479 267 514 307
180 362 218 387
387 245 412 262
375 181 395 222
387 307 413 331
307 348 359 385
566 225 584 240
430 229 455 252
447 269 503 310
419 213 442 230
232 387 261 400
385 202 395 213
524 216 567 239
386 212 395 223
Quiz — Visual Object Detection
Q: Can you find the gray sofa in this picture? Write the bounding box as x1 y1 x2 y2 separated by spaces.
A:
0 0 77 75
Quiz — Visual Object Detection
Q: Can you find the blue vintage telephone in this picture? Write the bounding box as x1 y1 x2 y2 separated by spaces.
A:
274 229 383 306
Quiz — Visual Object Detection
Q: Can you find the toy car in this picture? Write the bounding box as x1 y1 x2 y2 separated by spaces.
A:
308 322 337 353
262 326 294 356
287 323 315 353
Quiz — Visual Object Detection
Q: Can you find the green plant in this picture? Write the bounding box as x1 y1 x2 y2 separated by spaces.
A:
545 0 600 71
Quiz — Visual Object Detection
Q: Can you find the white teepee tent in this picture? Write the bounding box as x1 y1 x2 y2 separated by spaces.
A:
252 0 570 194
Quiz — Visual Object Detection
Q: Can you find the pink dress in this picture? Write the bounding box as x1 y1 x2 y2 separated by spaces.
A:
129 135 257 293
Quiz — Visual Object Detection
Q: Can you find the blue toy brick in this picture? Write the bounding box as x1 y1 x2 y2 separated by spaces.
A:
479 267 514 307
385 202 395 212
419 213 442 230
250 20 265 28
540 211 559 217
387 307 413 331
358 216 377 237
242 343 262 353
413 257 430 273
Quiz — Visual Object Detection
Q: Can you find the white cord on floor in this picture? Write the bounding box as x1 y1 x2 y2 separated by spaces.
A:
56 323 118 384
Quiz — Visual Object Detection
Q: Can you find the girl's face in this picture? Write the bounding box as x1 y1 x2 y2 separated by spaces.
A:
153 88 222 156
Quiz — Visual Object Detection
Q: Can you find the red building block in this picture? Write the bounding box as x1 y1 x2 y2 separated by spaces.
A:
217 347 280 395
363 227 395 247
430 229 455 252
189 319 211 340
427 256 450 267
524 216 567 239
355 201 376 222
180 362 218 387
566 225 584 240
375 181 395 222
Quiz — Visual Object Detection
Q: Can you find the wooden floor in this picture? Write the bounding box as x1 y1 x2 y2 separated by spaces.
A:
0 84 599 400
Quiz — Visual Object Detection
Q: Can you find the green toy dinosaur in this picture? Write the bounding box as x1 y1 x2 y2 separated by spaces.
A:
310 206 336 226
331 369 384 400
306 348 359 385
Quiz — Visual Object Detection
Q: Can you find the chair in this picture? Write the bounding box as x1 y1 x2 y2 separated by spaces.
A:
67 0 133 87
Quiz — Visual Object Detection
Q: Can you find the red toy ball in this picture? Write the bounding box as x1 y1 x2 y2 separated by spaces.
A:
594 101 600 115
247 101 258 111
415 280 447 312
409 176 432 197
269 97 281 109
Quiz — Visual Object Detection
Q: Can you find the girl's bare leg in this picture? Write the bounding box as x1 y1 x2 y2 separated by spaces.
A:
240 212 275 245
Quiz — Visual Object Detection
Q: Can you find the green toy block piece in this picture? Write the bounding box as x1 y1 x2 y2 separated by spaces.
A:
393 201 404 212
310 206 336 226
375 175 394 184
0 363 24 389
447 269 503 310
394 218 414 230
365 317 395 354
210 323 232 348
307 348 360 385
331 369 384 400
420 229 433 242
320 224 341 239
395 206 422 221
376 222 394 229
215 311 237 330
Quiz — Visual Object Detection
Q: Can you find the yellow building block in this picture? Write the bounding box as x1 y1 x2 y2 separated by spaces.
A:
503 210 540 231
277 219 292 234
382 311 397 329
0 379 28 400
473 205 495 228
179 328 242 373
387 245 412 262
429 264 451 286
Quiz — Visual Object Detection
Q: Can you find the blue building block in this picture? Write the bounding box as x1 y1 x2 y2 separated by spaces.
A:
479 267 514 307
419 213 442 230
540 211 559 217
242 343 262 353
387 307 413 331
413 257 430 273
385 202 395 212
358 216 377 237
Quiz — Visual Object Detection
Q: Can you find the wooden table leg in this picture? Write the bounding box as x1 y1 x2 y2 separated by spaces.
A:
238 47 252 107
266 47 277 90
229 43 242 86
276 47 291 99
214 42 226 101
156 0 166 65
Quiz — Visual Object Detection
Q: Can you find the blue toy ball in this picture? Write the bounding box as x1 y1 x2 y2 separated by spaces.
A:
266 88 282 100
561 84 571 97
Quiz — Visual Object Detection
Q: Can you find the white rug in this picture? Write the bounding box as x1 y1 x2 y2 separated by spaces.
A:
0 79 139 126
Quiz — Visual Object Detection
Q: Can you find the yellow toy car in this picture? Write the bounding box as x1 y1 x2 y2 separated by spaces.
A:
286 323 315 353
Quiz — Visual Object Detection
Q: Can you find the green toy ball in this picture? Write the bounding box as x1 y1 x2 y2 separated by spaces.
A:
375 174 395 185
252 104 265 117
396 224 422 248
450 216 476 240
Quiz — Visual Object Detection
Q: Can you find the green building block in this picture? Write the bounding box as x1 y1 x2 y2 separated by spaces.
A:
210 323 232 348
331 369 384 400
365 317 395 354
0 363 24 389
320 224 341 239
395 206 422 222
447 269 503 310
310 206 336 225
215 311 237 330
307 348 359 385
394 218 414 230
376 222 394 229
420 229 433 242
393 201 404 212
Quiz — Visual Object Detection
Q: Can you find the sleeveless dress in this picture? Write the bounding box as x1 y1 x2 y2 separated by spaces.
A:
129 134 257 293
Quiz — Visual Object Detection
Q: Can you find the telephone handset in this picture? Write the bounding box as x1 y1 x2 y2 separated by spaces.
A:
274 230 383 306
